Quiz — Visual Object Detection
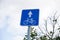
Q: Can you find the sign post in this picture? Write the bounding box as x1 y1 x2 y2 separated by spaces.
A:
27 26 31 40
20 9 39 40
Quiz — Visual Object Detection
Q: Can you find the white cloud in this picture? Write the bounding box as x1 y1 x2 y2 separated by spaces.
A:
0 0 60 40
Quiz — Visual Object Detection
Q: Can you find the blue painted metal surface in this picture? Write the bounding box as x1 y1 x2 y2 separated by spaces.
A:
20 9 39 26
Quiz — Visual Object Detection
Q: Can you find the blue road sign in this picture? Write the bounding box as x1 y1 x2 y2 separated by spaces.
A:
20 9 39 26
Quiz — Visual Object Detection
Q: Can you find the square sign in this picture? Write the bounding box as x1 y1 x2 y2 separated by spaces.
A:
20 9 39 26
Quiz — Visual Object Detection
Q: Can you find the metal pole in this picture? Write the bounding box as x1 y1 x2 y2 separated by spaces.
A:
27 26 31 40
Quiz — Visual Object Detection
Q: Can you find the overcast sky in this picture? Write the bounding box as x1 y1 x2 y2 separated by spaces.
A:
0 0 60 40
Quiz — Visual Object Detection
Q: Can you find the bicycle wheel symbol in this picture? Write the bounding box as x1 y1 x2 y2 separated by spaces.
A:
23 18 36 25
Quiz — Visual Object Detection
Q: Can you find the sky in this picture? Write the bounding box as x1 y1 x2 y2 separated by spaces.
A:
0 0 60 40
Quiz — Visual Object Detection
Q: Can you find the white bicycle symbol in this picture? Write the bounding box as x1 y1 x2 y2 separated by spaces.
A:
23 18 36 25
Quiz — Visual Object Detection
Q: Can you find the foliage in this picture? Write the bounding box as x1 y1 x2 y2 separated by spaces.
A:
23 27 38 40
40 35 48 40
24 12 60 40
